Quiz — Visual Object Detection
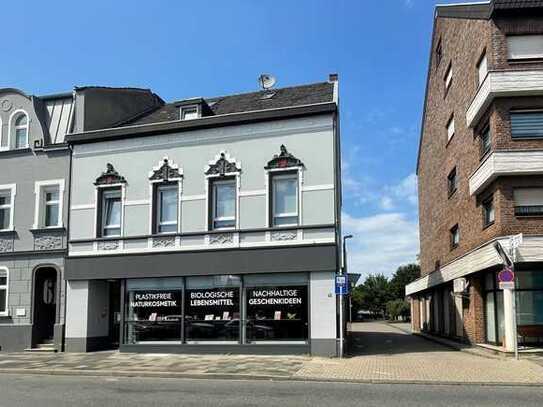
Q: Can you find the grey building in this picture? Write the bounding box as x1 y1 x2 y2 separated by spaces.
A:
0 88 72 351
64 75 342 356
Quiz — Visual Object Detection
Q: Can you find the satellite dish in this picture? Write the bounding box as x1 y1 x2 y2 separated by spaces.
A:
258 74 276 90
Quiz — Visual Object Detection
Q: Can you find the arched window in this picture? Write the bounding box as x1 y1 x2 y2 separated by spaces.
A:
14 113 29 149
0 117 5 150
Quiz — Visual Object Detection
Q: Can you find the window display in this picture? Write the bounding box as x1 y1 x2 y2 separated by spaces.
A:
185 275 240 342
246 285 308 342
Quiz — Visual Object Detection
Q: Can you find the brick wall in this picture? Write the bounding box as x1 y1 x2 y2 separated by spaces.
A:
463 274 485 344
411 297 421 333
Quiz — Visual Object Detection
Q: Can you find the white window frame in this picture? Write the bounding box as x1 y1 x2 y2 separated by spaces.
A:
447 116 455 142
507 34 543 61
33 180 65 229
0 267 9 317
155 183 180 234
180 105 200 120
95 185 125 238
444 63 453 90
270 173 300 227
211 179 237 230
0 116 4 151
477 52 488 86
0 184 16 232
8 109 29 150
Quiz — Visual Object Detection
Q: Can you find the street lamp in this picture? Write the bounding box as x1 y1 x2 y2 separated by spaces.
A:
339 234 353 358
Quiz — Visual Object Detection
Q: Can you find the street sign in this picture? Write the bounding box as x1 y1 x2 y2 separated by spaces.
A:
498 267 515 290
335 275 348 295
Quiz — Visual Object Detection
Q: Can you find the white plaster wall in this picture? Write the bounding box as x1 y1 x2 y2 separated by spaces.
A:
310 271 336 340
65 280 89 338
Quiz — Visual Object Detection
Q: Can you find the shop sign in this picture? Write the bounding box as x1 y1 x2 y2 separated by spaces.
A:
248 288 303 306
129 291 178 308
189 289 236 307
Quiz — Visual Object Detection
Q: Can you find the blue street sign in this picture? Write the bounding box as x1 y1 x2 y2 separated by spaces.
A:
335 274 348 295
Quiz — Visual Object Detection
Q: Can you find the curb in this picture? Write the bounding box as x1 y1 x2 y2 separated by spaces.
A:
0 368 542 387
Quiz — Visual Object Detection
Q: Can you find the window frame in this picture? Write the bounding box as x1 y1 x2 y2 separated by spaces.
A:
447 167 457 198
482 195 495 228
435 38 443 68
507 34 543 61
269 171 300 228
444 62 453 93
33 179 65 229
510 109 543 139
209 178 237 231
480 124 491 158
0 184 16 232
9 110 29 150
477 51 488 86
0 267 8 317
96 186 124 238
450 224 460 250
153 182 180 235
180 105 201 121
513 187 543 217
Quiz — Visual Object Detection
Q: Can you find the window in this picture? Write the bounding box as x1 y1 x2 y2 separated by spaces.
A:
99 188 122 237
271 173 299 227
477 52 488 85
0 268 7 316
510 110 543 139
34 180 64 229
514 188 543 216
507 35 543 60
483 196 495 227
0 187 15 231
447 116 455 142
154 184 178 234
210 179 236 230
44 188 60 227
480 125 491 156
14 113 29 149
444 63 453 91
436 39 443 67
180 106 199 120
450 224 459 249
447 167 457 197
0 117 4 150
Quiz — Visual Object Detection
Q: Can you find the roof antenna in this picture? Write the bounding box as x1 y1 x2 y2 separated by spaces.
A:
258 74 277 90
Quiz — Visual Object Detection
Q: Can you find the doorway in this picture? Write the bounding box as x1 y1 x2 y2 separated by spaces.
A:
33 267 58 345
108 280 121 348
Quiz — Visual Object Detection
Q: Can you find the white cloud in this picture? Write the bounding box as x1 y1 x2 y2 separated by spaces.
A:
380 173 418 209
342 211 419 279
404 0 414 8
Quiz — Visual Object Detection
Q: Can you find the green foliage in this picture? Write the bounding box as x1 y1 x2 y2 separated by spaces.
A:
386 299 410 320
389 263 420 300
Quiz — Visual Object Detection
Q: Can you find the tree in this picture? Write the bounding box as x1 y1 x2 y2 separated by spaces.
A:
351 274 391 317
388 263 420 300
386 299 411 321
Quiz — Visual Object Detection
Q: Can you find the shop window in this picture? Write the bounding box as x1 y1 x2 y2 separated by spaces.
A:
271 173 299 227
210 179 236 230
98 188 122 237
185 275 241 342
125 278 183 344
0 268 8 316
153 183 178 234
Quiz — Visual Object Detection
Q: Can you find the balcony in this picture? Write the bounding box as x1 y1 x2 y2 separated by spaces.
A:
469 150 543 196
467 70 543 128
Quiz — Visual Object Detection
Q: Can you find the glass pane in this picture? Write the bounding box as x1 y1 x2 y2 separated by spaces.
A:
105 197 121 227
104 227 121 237
0 208 10 230
159 188 177 224
215 183 235 219
125 289 182 343
273 178 297 215
15 128 27 148
0 289 5 313
485 292 496 343
45 203 59 227
516 291 543 325
273 216 298 226
46 191 59 202
516 271 543 290
15 115 27 126
0 276 6 285
246 285 308 342
497 291 505 345
158 223 177 233
0 193 10 206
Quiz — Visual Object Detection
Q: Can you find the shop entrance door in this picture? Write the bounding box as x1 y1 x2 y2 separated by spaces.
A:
33 268 57 345
108 280 121 348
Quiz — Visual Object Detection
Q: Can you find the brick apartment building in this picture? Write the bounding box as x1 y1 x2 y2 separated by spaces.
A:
406 0 543 352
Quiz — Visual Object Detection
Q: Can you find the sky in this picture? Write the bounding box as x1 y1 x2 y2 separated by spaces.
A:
3 0 460 279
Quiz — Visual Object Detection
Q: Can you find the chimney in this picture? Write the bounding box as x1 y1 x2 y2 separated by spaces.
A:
328 73 338 82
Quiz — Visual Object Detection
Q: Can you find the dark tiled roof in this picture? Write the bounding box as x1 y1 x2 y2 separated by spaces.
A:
124 81 334 127
493 0 543 9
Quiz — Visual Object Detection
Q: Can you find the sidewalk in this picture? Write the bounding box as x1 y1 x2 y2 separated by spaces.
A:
0 323 543 385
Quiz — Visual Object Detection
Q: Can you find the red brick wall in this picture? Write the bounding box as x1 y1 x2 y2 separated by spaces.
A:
463 274 485 344
411 298 421 333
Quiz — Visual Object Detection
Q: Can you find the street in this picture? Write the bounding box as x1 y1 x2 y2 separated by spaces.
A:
0 374 542 407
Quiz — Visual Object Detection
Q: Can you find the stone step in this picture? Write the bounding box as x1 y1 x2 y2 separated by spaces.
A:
24 345 58 353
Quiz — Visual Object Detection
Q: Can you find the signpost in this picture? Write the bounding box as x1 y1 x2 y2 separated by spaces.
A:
336 274 348 358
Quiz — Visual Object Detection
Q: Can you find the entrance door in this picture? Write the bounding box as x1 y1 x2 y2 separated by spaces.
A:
34 268 57 344
108 280 121 348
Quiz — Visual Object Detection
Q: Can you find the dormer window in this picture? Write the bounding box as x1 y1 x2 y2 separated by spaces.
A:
180 105 200 120
14 114 29 148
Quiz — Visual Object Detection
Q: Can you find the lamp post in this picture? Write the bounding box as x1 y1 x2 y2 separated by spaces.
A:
339 234 353 358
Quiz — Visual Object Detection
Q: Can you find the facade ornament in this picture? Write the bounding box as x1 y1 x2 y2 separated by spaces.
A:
149 157 183 182
0 239 13 252
98 240 119 251
271 231 298 241
265 145 304 169
209 233 234 245
34 236 63 250
205 152 241 177
152 236 176 248
94 163 126 186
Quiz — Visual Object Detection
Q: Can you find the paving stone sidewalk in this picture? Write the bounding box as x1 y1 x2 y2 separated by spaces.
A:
0 322 542 385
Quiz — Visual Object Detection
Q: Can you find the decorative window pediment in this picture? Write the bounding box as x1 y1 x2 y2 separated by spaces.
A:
94 163 126 186
205 152 241 177
265 145 304 170
149 157 183 181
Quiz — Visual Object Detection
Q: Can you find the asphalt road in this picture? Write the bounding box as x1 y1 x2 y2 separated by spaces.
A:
0 374 542 407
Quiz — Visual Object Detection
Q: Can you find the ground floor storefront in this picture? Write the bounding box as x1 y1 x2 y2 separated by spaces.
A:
64 245 339 356
409 265 543 351
0 253 65 352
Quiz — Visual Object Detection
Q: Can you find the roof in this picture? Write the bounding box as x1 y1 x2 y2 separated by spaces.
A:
123 81 334 127
493 0 543 9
